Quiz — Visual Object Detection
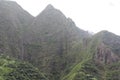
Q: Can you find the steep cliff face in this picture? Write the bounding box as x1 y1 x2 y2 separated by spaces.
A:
0 1 34 58
23 4 90 80
92 31 120 64
95 43 119 64
28 5 90 43
63 31 120 80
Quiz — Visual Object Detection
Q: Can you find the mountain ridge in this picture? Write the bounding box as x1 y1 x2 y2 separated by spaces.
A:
0 1 120 80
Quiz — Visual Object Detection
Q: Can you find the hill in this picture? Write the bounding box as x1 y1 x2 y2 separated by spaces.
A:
0 1 120 80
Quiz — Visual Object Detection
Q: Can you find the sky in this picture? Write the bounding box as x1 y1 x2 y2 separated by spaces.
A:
13 0 120 35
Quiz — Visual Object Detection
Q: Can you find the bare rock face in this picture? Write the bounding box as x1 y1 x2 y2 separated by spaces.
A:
94 43 119 64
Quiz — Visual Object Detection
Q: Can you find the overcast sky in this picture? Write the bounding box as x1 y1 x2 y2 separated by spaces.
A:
13 0 120 35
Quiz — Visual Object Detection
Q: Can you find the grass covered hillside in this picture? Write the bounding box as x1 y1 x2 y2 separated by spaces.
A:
0 55 48 80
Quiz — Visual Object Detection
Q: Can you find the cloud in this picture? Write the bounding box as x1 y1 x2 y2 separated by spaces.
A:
109 2 115 6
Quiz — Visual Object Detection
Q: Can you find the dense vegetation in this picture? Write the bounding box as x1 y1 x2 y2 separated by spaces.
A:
0 55 48 80
0 0 120 80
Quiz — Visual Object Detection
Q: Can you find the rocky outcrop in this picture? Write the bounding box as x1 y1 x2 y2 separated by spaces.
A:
94 43 119 64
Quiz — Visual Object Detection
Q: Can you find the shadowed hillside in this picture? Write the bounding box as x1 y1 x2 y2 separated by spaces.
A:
0 0 34 59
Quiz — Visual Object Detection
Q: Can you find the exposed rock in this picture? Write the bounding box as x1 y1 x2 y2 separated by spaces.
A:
94 43 119 64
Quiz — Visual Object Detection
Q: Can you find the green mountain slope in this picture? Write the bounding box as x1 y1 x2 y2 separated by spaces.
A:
0 1 120 80
0 55 48 80
0 0 34 59
63 31 120 80
23 4 90 80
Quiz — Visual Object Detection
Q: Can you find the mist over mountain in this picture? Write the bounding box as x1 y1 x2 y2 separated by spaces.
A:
0 1 34 58
0 1 120 80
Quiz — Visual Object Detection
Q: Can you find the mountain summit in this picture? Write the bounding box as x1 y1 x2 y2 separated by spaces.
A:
26 4 90 79
45 4 55 10
0 2 120 80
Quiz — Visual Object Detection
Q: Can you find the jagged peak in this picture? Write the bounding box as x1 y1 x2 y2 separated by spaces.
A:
45 4 55 10
36 4 62 16
42 4 64 15
36 4 67 20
